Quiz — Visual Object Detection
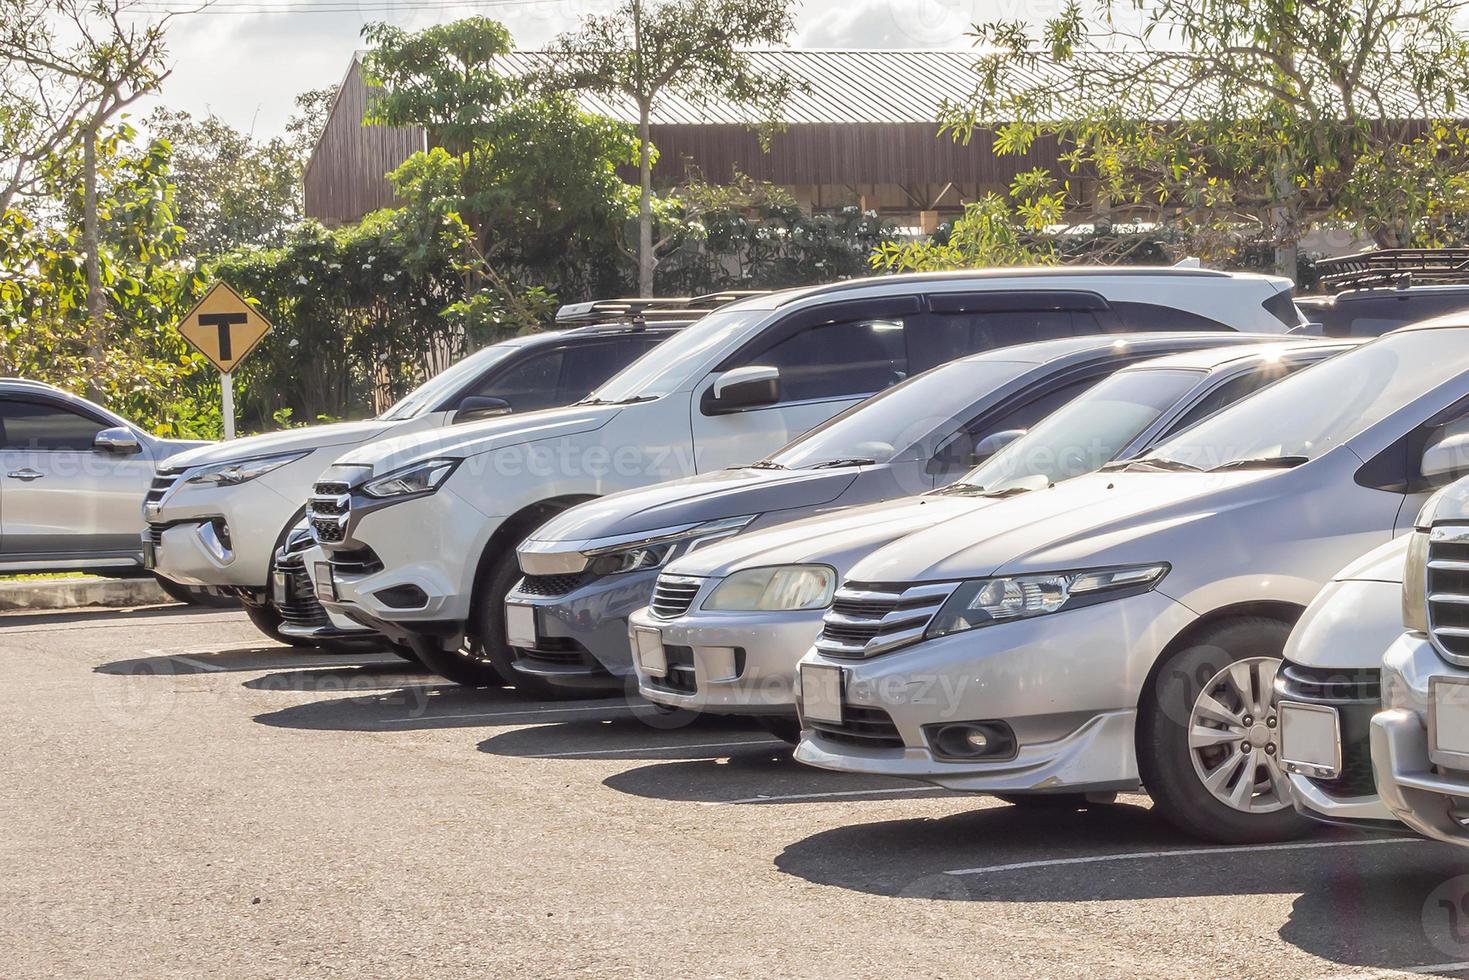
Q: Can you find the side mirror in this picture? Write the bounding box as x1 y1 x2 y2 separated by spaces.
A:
454 396 512 424
93 426 142 455
972 429 1026 464
1423 431 1469 482
704 365 780 416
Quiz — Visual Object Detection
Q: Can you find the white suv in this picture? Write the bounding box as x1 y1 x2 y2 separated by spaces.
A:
308 267 1302 687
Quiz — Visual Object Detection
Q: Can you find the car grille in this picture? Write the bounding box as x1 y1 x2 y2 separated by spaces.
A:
146 523 165 547
816 581 958 658
274 550 328 629
1276 660 1381 798
645 644 697 694
307 480 352 544
145 471 181 507
514 573 590 599
808 703 904 749
1427 524 1469 666
649 574 703 619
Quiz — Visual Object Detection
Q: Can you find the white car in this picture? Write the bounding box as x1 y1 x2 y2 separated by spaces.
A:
628 339 1350 738
145 319 687 645
306 267 1304 686
1368 478 1469 845
793 319 1469 844
1273 537 1406 830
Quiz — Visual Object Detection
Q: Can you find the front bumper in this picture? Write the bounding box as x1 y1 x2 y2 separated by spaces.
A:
318 485 500 647
792 590 1196 794
504 568 661 690
628 602 823 716
275 543 376 643
1371 632 1469 845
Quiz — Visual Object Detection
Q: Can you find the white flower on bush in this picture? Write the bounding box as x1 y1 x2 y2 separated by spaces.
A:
296 275 307 285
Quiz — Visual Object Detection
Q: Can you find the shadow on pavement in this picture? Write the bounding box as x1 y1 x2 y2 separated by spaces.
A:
251 683 632 733
95 646 400 676
475 713 785 761
775 804 1469 974
603 754 950 805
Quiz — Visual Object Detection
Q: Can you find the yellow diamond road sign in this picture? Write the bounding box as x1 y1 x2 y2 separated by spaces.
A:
177 281 273 374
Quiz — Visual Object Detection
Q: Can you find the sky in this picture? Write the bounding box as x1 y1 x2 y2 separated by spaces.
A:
140 0 1057 136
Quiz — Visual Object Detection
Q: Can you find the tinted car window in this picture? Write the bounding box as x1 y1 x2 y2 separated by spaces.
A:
1316 291 1469 338
0 400 107 451
1161 360 1303 436
556 337 664 402
909 310 1104 372
1111 302 1234 333
475 349 566 413
748 317 909 402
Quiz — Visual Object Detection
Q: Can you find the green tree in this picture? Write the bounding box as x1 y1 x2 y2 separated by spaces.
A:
548 0 802 296
946 0 1469 278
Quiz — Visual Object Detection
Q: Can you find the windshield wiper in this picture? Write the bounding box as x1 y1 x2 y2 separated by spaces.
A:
809 458 877 469
1120 458 1205 473
574 394 656 407
932 483 988 495
1210 455 1310 472
742 460 787 470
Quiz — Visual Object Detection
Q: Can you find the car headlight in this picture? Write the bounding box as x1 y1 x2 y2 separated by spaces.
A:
362 458 461 499
927 564 1169 639
1404 529 1431 634
185 451 308 487
583 515 756 577
703 564 837 612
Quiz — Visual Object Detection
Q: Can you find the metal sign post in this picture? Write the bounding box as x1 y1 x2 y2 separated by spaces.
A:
174 282 273 442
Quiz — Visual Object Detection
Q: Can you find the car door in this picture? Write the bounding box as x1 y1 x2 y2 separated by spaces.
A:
689 298 918 471
0 397 155 561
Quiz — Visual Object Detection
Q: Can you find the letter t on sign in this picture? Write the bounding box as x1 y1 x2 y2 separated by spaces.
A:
198 312 248 362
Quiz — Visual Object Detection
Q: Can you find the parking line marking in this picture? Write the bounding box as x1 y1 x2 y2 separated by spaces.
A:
173 656 226 672
943 836 1421 877
532 738 785 758
374 703 632 724
706 786 946 805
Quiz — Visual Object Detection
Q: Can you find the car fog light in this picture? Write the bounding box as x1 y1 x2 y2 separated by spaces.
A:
926 721 1017 761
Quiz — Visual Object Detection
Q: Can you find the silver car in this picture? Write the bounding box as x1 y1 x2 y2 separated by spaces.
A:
506 333 1300 698
0 379 207 579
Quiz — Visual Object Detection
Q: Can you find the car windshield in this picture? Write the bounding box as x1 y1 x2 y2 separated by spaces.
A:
768 359 1037 469
1146 328 1469 471
581 308 765 403
952 368 1206 492
378 343 523 421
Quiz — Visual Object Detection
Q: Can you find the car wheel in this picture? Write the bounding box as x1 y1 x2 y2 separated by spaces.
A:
1137 616 1313 844
410 636 510 688
242 603 315 648
993 793 1094 809
463 549 589 700
153 575 237 608
755 715 804 745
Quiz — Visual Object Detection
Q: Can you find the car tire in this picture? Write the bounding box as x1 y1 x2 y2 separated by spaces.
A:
153 575 237 608
1137 616 1314 844
755 715 804 745
411 637 510 689
994 793 1094 809
243 603 315 648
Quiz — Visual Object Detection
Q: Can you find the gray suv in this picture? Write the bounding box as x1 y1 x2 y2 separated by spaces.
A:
0 379 208 579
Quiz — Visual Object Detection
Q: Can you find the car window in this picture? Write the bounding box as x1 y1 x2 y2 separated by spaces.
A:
908 310 1104 373
556 337 664 403
739 317 909 403
378 342 521 420
472 349 566 414
928 375 1104 479
0 400 107 451
1110 302 1235 333
1160 359 1304 437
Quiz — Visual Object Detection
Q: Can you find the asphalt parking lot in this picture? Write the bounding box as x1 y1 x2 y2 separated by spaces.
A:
6 606 1469 978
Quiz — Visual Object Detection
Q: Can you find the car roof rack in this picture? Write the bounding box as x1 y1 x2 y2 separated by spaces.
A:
554 290 769 327
1314 249 1469 293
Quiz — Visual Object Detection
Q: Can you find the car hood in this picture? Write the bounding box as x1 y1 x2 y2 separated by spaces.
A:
527 466 862 544
668 494 985 578
849 468 1280 584
1332 535 1410 584
332 404 621 477
162 420 396 469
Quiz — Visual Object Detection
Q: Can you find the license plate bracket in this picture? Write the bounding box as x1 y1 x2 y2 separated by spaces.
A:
313 561 336 603
1278 700 1342 779
800 663 844 726
1431 675 1469 769
634 627 666 677
505 603 538 649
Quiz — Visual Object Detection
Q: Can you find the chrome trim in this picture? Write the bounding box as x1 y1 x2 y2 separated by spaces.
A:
815 581 959 658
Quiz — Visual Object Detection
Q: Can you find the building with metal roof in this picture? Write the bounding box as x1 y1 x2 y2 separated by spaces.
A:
303 49 1065 230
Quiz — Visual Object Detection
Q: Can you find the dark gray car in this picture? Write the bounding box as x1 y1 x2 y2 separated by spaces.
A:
0 379 208 576
505 332 1317 696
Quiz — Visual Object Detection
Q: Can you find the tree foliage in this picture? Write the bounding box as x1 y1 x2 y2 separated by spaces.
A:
943 0 1469 273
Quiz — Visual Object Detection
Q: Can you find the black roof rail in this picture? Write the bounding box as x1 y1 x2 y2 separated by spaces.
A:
1315 249 1469 293
554 290 769 327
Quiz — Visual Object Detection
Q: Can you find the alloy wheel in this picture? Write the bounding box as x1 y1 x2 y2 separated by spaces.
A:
1186 656 1291 814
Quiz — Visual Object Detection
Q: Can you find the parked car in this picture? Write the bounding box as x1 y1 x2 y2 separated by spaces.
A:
627 339 1350 738
1367 477 1469 846
0 378 209 597
1299 248 1469 336
1273 537 1407 830
146 311 697 647
306 267 1305 687
792 319 1469 845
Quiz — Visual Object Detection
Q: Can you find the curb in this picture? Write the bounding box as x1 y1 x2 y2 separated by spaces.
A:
0 578 170 612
